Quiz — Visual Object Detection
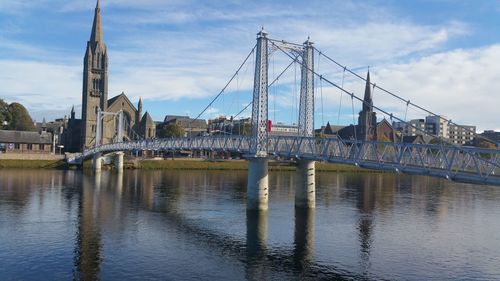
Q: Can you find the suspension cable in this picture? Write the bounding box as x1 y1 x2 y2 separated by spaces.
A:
271 40 448 142
337 67 346 126
315 47 465 130
188 44 257 129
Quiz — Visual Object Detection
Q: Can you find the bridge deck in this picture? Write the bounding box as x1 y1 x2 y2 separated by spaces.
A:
67 136 500 186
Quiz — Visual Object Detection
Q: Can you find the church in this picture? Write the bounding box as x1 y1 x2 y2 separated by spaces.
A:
64 0 155 152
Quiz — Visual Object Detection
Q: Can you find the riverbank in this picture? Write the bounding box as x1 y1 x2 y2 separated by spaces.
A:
0 159 66 169
0 158 366 172
137 159 365 172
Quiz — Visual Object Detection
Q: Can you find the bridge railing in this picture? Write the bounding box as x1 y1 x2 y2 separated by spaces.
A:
67 135 500 185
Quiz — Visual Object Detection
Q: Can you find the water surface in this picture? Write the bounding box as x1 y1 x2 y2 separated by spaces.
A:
1 169 500 280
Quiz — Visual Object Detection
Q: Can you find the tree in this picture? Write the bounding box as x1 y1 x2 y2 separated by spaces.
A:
7 102 35 131
157 123 185 138
0 99 10 129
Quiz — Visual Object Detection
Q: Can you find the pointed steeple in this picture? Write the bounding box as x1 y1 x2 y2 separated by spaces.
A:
90 0 104 44
138 97 143 112
362 70 372 112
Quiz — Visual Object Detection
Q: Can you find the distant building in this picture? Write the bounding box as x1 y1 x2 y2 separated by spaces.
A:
448 124 475 145
336 71 397 142
0 130 53 154
425 115 449 139
163 115 207 137
395 116 475 145
315 122 345 138
393 119 426 136
269 122 298 136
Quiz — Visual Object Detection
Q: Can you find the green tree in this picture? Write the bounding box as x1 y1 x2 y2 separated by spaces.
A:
157 123 185 138
0 99 10 129
7 102 35 131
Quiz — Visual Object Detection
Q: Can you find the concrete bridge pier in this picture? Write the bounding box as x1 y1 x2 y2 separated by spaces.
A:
247 158 269 211
92 153 103 173
295 160 316 208
114 152 124 172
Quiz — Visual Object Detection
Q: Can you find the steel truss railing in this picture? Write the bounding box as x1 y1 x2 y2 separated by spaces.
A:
67 136 500 186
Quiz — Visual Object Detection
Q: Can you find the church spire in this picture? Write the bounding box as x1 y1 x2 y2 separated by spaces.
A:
362 70 372 112
90 0 104 44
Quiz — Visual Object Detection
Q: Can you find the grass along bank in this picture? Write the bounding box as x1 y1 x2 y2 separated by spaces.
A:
0 159 66 169
137 159 366 172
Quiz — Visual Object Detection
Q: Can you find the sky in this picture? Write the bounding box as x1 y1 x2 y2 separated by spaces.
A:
0 0 499 131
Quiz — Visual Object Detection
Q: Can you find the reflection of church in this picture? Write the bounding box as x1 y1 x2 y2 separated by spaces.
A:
64 0 155 152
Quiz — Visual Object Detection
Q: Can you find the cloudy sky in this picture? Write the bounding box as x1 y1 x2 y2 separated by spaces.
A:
0 0 499 131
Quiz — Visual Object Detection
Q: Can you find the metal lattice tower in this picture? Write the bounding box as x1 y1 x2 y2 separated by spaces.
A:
298 39 314 137
250 29 269 157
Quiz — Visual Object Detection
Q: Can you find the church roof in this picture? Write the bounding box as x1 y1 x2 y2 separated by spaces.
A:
140 112 155 126
107 92 137 111
0 130 53 144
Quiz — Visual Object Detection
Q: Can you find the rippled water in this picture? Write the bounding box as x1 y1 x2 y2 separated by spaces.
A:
1 169 500 280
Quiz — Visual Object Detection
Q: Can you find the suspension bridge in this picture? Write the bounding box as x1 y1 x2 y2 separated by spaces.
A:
67 29 500 209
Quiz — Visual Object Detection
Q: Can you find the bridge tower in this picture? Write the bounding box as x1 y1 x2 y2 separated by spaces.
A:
247 28 270 211
296 38 316 208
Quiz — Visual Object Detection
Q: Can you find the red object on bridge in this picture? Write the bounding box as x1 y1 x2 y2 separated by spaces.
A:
268 120 272 132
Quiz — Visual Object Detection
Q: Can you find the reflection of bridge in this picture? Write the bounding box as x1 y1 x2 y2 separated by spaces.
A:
67 29 500 209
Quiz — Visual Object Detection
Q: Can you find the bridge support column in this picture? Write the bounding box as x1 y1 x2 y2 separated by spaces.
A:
247 158 269 210
295 160 315 208
114 152 124 172
92 153 103 173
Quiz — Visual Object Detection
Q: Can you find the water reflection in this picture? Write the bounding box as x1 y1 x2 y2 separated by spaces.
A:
2 169 500 280
293 208 315 274
245 210 268 280
74 173 102 281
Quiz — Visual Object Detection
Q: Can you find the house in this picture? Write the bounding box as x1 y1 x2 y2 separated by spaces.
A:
0 130 53 154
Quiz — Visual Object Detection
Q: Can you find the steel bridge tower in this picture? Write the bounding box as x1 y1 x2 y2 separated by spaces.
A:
247 28 270 210
296 39 316 209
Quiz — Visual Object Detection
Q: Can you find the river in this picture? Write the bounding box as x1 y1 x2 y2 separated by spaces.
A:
0 169 499 280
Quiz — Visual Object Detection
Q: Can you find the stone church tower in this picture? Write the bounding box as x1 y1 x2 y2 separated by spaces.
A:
81 0 108 150
358 71 377 141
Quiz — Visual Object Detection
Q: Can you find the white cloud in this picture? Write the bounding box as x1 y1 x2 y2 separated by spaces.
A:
320 44 500 131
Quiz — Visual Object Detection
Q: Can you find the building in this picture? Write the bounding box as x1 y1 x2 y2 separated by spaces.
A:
393 119 426 137
336 71 397 141
162 115 207 137
0 130 53 154
448 124 475 145
425 115 449 139
64 1 155 152
395 116 476 145
269 122 299 137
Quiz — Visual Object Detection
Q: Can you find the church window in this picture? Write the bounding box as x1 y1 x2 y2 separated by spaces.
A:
27 144 33 150
148 128 152 138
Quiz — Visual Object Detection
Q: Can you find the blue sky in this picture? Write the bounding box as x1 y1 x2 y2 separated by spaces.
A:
0 0 499 131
